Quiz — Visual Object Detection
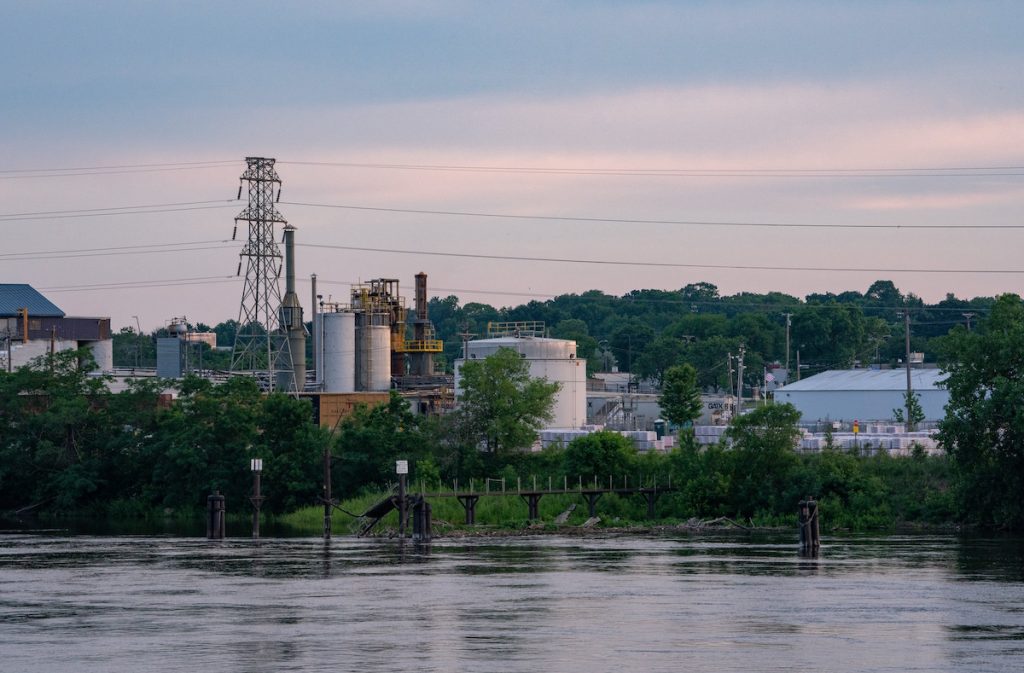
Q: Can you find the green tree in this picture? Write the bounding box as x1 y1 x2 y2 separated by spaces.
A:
452 348 559 455
551 318 599 376
659 364 702 427
633 334 687 385
938 294 1024 529
725 403 802 516
333 391 438 496
892 391 925 429
562 431 636 480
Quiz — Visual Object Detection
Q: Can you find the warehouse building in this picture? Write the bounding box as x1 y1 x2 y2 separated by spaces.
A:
775 368 948 422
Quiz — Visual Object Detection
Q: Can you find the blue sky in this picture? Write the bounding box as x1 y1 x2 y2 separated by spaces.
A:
2 1 1023 330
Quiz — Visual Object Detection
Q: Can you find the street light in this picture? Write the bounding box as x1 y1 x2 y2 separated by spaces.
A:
131 315 141 369
249 458 264 539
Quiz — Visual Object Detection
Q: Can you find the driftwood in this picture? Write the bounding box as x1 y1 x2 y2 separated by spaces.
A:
554 503 577 525
580 516 601 528
13 496 56 516
684 516 752 531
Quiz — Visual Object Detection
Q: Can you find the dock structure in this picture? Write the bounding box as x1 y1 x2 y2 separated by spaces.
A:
355 477 676 537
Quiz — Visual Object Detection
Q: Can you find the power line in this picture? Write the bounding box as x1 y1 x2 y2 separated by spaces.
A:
278 160 1024 179
0 239 232 260
0 161 238 180
282 200 1024 230
0 199 237 219
296 242 1024 275
40 277 240 293
1 244 234 262
0 203 239 223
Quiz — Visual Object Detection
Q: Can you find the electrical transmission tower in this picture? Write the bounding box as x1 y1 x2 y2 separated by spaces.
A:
230 157 292 387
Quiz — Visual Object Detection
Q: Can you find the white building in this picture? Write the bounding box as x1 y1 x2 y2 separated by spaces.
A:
775 368 948 422
454 333 587 430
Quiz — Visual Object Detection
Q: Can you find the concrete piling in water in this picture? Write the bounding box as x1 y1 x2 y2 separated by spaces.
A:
207 491 226 539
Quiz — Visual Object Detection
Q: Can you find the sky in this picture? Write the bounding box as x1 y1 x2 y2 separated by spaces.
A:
2 1 1023 332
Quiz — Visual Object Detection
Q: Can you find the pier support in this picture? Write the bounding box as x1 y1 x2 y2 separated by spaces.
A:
412 497 432 542
520 493 543 520
582 491 603 518
798 496 821 550
457 494 480 525
206 491 226 539
642 489 659 520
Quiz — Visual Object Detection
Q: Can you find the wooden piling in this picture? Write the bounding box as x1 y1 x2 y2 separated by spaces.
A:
206 491 225 539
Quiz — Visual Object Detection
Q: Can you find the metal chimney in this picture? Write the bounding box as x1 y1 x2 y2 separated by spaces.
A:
278 225 306 391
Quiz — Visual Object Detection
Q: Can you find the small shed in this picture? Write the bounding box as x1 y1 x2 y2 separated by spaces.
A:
775 368 948 422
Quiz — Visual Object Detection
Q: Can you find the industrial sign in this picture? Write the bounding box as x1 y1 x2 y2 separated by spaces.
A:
395 460 408 475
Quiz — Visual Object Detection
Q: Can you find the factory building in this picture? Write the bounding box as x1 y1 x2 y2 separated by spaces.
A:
313 273 444 394
775 368 949 422
0 284 112 373
454 322 587 430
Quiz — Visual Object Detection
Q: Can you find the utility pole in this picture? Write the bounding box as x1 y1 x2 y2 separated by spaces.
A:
904 310 913 431
736 345 746 416
796 350 802 381
727 351 735 414
458 327 476 362
323 441 332 540
783 312 793 374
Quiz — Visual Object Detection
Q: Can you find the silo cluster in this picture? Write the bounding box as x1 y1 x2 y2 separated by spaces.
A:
318 307 392 393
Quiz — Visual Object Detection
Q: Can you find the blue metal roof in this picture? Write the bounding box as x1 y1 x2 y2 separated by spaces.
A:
0 284 65 318
779 368 946 392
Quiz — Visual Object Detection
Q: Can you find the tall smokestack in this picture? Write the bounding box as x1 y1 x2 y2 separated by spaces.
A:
411 272 433 376
278 225 306 391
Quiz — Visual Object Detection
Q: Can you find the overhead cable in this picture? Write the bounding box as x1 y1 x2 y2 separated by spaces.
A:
281 201 1023 230
296 242 1024 275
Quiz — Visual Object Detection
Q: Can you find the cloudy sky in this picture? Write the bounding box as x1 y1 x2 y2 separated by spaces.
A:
3 1 1023 331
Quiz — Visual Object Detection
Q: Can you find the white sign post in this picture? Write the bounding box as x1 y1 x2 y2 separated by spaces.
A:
396 460 408 475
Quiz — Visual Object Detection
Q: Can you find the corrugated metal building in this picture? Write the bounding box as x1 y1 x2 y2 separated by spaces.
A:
775 368 948 422
1 284 113 372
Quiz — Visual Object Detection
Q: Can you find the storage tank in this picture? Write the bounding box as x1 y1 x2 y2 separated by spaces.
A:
322 311 355 393
456 336 586 429
87 339 114 373
357 323 391 391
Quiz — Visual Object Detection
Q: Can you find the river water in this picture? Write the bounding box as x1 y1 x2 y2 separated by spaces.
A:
1 531 1022 673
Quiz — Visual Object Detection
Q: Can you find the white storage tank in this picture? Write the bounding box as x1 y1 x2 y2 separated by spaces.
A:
357 323 391 391
456 336 587 429
322 311 355 393
86 339 114 373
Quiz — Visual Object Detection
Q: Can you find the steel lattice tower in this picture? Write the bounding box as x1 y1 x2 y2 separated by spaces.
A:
230 157 292 385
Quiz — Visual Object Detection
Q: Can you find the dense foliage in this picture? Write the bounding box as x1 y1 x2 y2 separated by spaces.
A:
0 350 327 517
939 295 1024 529
424 280 993 391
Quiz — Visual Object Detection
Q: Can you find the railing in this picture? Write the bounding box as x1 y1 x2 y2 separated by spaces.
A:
395 339 444 353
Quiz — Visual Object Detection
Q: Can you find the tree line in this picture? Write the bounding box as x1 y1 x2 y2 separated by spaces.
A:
7 283 1022 530
113 280 993 394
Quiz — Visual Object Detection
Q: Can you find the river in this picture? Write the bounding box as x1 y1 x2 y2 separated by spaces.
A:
1 531 1022 672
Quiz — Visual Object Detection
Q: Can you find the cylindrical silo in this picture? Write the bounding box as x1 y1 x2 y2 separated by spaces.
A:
322 311 355 393
87 339 114 373
358 324 391 391
456 336 586 429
